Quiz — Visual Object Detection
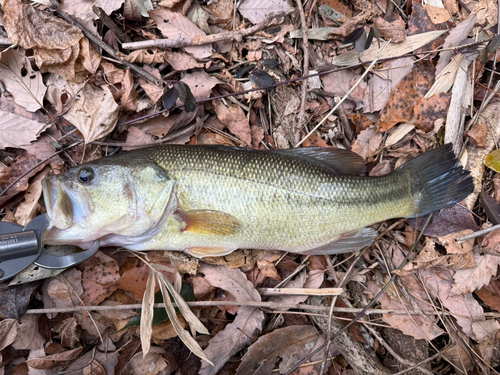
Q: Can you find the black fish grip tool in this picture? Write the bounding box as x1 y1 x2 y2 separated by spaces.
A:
0 214 99 282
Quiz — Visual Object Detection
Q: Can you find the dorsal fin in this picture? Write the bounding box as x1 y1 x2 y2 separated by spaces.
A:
277 147 366 176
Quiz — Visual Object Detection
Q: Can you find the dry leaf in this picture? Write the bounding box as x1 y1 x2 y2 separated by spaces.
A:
42 268 84 319
46 74 120 143
407 3 446 54
238 0 292 24
466 122 488 147
379 61 435 131
0 112 47 150
0 319 19 351
180 70 221 101
150 7 212 59
372 15 406 43
124 127 154 150
366 280 444 340
53 317 81 349
235 326 319 374
199 264 264 375
81 251 120 306
12 314 44 351
450 251 500 295
121 68 138 112
141 268 155 357
0 49 46 112
420 268 484 339
423 4 451 24
472 319 500 365
59 0 124 22
351 126 383 162
14 168 49 226
414 92 451 132
213 101 252 146
26 347 84 370
127 347 170 375
165 51 204 70
257 259 281 281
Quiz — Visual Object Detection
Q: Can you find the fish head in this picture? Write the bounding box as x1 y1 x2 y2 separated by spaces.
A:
42 155 175 247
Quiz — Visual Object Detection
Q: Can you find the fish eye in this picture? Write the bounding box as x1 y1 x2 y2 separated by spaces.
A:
77 167 94 184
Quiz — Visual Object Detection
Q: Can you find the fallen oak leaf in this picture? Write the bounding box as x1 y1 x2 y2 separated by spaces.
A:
26 346 84 370
450 251 500 295
235 325 319 375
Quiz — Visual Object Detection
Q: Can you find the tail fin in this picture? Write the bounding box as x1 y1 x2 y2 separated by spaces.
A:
398 144 474 218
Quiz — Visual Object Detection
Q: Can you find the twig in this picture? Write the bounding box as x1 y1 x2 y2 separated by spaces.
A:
456 223 500 243
24 299 490 316
121 11 293 50
295 40 391 147
296 0 309 130
257 287 343 296
92 6 132 44
50 0 161 85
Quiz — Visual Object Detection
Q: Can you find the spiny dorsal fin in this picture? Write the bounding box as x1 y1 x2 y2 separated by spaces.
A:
277 147 366 176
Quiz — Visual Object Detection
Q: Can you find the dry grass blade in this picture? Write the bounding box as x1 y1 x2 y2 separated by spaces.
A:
156 272 212 364
152 264 209 335
140 269 155 357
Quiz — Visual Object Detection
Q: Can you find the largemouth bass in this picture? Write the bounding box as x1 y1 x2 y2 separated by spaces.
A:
41 144 473 257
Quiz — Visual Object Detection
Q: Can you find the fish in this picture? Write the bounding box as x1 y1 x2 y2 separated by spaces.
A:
41 144 474 257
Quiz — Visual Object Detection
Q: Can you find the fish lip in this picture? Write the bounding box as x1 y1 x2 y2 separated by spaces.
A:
42 176 57 222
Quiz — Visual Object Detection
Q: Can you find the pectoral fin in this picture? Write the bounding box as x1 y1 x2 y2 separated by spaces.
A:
304 227 378 255
185 247 237 258
175 209 240 236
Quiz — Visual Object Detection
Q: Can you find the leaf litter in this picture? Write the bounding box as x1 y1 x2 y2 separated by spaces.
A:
1 0 500 373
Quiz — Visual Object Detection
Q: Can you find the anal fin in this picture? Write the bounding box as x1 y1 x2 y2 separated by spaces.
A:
304 227 378 255
185 247 237 258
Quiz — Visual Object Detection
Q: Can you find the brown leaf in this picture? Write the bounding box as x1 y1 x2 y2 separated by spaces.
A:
152 314 186 343
117 264 154 301
466 122 488 147
123 127 153 150
26 347 84 370
476 279 500 312
213 101 252 146
121 68 138 112
150 7 212 59
3 0 86 82
378 61 435 131
256 259 281 281
302 133 329 147
81 252 120 306
180 71 220 101
407 3 447 54
235 326 319 375
0 281 39 319
423 4 451 24
372 15 406 43
127 347 172 375
363 57 415 113
198 264 264 375
192 276 216 299
351 126 383 162
0 49 46 112
0 319 18 351
165 51 204 70
420 268 484 339
350 113 373 132
12 314 44 350
450 251 500 295
42 268 83 319
408 204 479 237
365 280 444 340
14 168 49 226
414 92 451 132
53 317 81 349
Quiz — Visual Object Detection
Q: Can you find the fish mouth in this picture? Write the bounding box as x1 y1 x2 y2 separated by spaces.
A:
42 176 74 230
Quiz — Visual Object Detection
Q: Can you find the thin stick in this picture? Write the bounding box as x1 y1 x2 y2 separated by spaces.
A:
295 40 391 147
296 0 309 130
121 11 292 50
456 223 500 243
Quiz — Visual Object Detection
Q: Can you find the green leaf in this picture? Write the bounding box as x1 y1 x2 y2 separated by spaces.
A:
485 148 500 172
